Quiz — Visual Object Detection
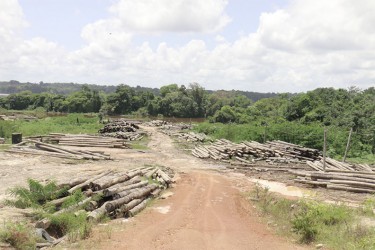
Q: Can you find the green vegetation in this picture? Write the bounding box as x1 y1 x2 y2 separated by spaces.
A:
251 185 375 249
0 82 373 160
2 179 93 248
0 222 37 250
4 178 66 209
0 114 102 140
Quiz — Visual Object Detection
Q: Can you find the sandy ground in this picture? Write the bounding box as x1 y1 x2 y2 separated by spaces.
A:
0 126 309 249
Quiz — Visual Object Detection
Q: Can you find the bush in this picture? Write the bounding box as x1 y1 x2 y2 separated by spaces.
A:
0 222 36 249
291 201 352 243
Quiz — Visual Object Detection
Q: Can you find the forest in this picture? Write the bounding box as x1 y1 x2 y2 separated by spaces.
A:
0 82 374 160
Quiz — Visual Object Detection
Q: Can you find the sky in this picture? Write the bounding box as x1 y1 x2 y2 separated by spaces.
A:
1 0 374 92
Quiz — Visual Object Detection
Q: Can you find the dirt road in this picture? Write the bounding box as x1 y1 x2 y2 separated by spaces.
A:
96 170 305 250
83 127 306 250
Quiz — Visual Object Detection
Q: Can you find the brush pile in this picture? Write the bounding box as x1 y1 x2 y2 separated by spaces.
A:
99 120 146 141
56 166 174 220
6 139 111 160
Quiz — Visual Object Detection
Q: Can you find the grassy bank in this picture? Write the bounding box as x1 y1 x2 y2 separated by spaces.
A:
0 114 102 141
250 185 375 249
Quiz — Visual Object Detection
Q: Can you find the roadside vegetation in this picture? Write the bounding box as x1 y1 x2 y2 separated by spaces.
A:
0 179 99 249
251 184 375 249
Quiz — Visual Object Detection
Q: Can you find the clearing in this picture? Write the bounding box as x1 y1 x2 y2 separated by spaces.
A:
0 126 311 249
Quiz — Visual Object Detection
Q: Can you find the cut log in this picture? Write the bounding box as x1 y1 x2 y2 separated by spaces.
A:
112 181 149 199
105 184 158 212
115 198 143 218
128 199 149 217
69 170 112 193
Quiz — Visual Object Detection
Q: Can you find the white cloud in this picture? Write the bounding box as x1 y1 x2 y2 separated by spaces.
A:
1 0 375 92
109 0 230 33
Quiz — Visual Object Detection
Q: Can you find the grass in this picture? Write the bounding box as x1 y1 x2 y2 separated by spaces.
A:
250 185 375 249
0 113 102 139
0 221 37 250
1 179 94 248
346 154 375 165
0 144 11 151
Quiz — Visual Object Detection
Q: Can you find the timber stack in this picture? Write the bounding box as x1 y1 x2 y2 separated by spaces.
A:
56 166 174 220
48 133 129 148
176 132 211 142
99 120 146 141
6 139 112 160
291 168 375 194
143 120 168 127
192 139 321 163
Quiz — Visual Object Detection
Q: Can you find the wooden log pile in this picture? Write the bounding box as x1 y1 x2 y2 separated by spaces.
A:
55 166 174 220
192 139 323 164
292 169 375 193
176 132 211 142
99 120 145 141
47 133 129 148
143 120 168 127
6 139 112 160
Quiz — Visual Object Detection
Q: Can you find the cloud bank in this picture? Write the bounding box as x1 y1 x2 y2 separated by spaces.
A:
0 0 374 92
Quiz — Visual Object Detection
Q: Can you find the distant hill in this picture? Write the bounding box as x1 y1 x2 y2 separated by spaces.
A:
0 80 278 101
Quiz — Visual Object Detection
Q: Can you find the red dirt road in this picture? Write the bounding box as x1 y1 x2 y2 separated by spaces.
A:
97 171 306 250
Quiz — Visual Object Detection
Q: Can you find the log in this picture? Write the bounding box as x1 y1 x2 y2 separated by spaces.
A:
144 168 158 178
128 199 149 217
35 218 51 229
85 201 98 211
69 170 112 193
105 184 158 212
327 184 375 194
87 202 109 222
101 176 143 197
329 180 375 189
115 198 143 218
90 173 130 191
112 181 149 199
55 197 92 215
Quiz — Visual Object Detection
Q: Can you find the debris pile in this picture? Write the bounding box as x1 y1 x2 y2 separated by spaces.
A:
99 120 146 141
6 139 112 160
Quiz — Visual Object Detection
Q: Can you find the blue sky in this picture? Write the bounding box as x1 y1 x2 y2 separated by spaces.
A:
1 0 374 92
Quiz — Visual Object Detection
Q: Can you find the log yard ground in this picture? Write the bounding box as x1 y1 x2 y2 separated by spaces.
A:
0 123 374 249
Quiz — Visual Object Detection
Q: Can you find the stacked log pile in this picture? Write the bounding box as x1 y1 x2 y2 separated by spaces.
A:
176 132 211 142
191 139 319 164
47 133 129 148
292 169 375 193
143 120 168 127
55 166 174 220
99 120 146 141
6 139 111 160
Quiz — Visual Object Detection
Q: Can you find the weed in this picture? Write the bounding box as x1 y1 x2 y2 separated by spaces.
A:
361 197 375 216
47 212 92 242
0 221 36 250
4 179 66 209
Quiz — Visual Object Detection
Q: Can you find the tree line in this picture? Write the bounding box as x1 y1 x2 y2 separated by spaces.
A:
0 83 374 156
